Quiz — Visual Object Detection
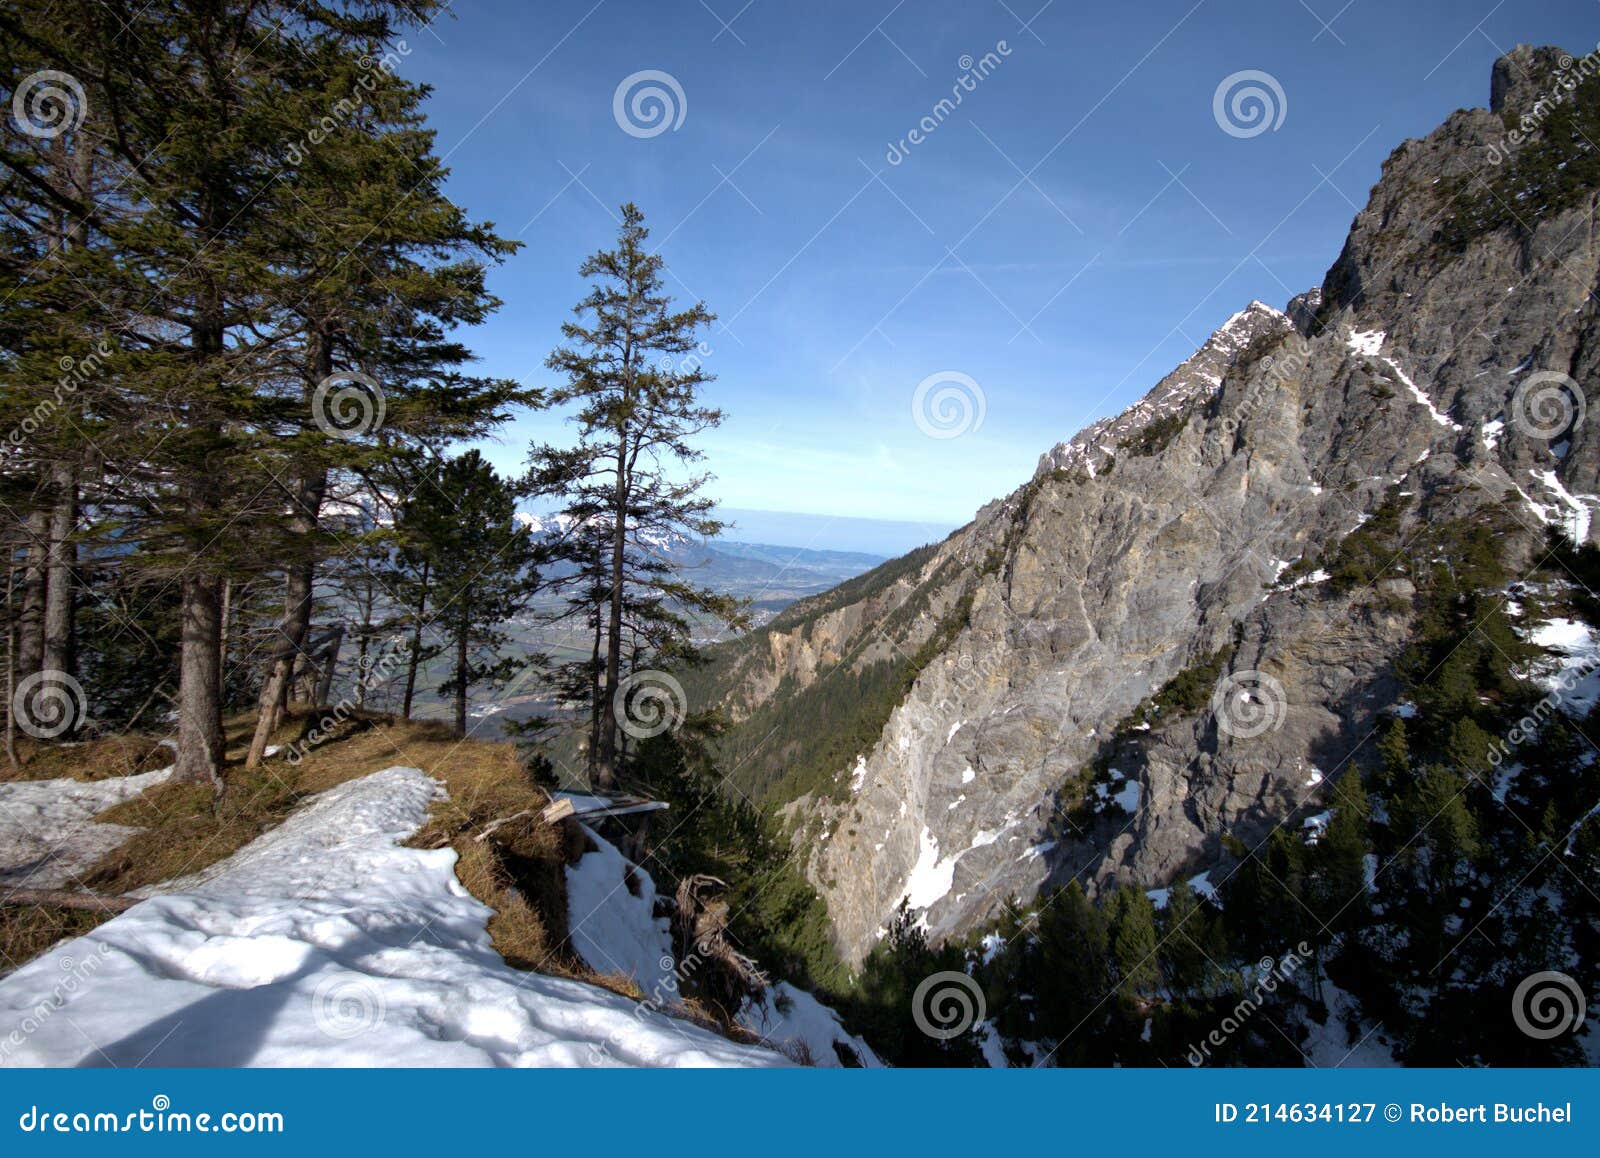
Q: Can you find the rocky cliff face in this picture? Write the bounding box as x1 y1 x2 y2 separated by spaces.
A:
701 46 1600 964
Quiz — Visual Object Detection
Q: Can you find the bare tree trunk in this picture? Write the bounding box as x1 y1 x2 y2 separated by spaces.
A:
314 624 343 706
41 460 77 685
174 573 224 786
6 562 17 767
453 615 468 737
355 635 370 707
122 680 169 734
587 602 602 774
218 576 232 702
1 888 137 914
245 470 327 767
596 449 627 792
402 560 429 720
354 580 374 708
35 133 89 693
246 325 332 767
16 510 47 680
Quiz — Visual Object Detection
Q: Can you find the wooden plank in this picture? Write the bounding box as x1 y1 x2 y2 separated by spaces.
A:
538 797 576 825
566 801 669 820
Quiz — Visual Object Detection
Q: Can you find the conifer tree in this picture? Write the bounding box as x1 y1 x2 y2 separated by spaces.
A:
1032 881 1112 1054
1157 882 1226 1001
531 204 740 789
240 18 533 766
1110 884 1162 1002
394 451 542 736
2 2 534 781
1310 772 1372 934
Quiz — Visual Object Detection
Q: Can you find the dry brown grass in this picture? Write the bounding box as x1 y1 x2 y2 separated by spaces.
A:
402 737 592 983
0 734 172 784
0 904 106 976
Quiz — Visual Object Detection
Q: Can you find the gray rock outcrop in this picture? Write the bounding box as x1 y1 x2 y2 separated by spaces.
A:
706 47 1600 963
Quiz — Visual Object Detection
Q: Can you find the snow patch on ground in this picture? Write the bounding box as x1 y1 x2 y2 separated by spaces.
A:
564 826 676 996
1528 469 1598 545
1302 979 1398 1068
1113 780 1141 812
738 982 880 1068
0 766 782 1067
1521 617 1600 716
0 766 173 889
1093 767 1141 813
1149 871 1220 910
978 1019 1008 1067
902 826 958 911
1347 328 1461 430
1347 329 1385 356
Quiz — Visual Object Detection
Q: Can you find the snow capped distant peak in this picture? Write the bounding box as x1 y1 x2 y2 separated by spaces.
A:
516 511 688 553
516 511 573 534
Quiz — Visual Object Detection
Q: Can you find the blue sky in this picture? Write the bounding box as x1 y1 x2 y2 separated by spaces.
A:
401 0 1597 544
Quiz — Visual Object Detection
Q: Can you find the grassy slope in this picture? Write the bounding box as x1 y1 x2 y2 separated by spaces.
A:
677 537 977 807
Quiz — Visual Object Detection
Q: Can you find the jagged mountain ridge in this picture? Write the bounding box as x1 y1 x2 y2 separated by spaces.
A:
1036 299 1293 478
691 46 1600 963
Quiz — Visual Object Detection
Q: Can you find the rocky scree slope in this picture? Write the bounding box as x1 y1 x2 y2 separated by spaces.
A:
691 46 1600 964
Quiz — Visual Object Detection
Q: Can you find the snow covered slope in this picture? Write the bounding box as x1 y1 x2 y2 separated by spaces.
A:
0 766 784 1067
563 823 881 1067
564 825 678 996
0 764 172 889
738 981 882 1067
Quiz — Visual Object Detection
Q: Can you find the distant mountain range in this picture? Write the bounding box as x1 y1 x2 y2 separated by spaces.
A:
514 511 887 622
669 539 888 620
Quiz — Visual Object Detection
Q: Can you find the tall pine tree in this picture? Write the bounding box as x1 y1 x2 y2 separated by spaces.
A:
530 204 740 789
